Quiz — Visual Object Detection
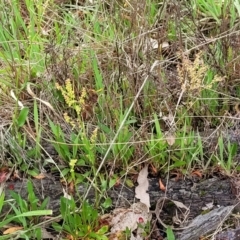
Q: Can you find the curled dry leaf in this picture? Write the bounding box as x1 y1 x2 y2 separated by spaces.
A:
159 179 166 192
63 188 71 200
68 180 75 195
170 170 183 181
150 163 157 175
26 83 37 98
3 226 23 234
26 83 55 112
10 90 24 109
135 165 150 209
33 173 46 179
191 170 202 178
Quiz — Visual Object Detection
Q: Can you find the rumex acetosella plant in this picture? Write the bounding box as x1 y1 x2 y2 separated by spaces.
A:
55 79 88 129
176 51 224 123
49 78 100 184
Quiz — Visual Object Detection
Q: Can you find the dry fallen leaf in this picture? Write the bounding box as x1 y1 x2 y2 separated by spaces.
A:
33 173 46 179
0 171 8 183
3 226 23 234
10 90 24 109
68 180 75 194
165 132 176 146
27 83 55 112
135 165 150 209
148 38 169 51
0 167 11 183
110 202 152 237
202 202 214 211
63 188 71 200
41 228 56 239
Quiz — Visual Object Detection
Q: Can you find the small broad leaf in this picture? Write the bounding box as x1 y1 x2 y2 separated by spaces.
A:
17 107 29 127
125 179 134 188
96 225 109 235
102 197 112 209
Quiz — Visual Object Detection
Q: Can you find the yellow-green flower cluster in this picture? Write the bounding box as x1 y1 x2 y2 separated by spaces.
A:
75 87 87 117
56 79 76 107
63 112 76 128
56 79 88 128
69 159 77 172
177 52 223 96
178 52 207 95
205 75 223 89
90 127 98 144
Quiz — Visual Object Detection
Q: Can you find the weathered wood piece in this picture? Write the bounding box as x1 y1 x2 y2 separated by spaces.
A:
215 227 240 240
3 177 238 219
177 205 235 240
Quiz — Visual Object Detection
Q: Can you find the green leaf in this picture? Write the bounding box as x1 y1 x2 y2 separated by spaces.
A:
102 197 112 209
27 181 38 210
48 118 58 136
98 123 111 134
172 161 186 168
235 0 240 16
125 178 134 188
91 51 103 90
17 107 29 127
61 168 70 177
10 191 28 212
52 222 62 232
101 179 108 191
27 169 40 177
60 197 69 216
76 159 86 166
0 210 52 228
96 225 108 235
109 177 117 188
166 226 175 240
35 227 42 240
0 192 5 213
33 100 39 132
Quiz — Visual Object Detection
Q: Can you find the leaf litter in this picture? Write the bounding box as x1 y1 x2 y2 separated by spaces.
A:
135 164 150 209
102 165 152 239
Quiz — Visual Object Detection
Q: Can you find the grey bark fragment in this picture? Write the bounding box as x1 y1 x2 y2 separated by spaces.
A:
177 206 235 240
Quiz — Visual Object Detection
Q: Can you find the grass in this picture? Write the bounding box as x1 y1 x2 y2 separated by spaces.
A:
0 0 240 238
